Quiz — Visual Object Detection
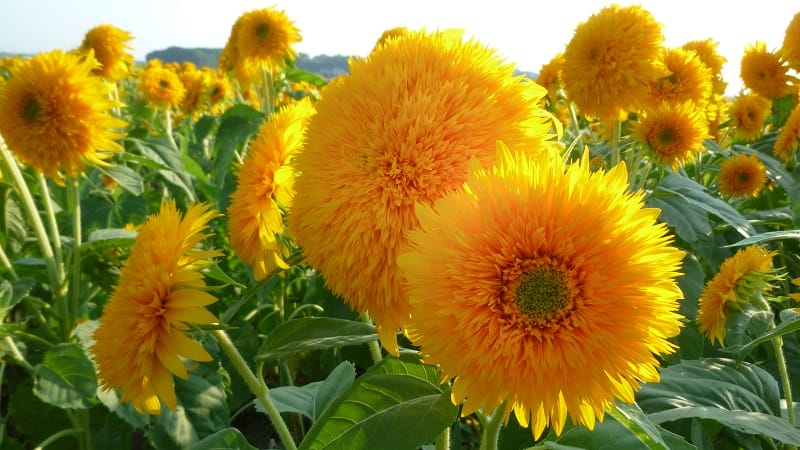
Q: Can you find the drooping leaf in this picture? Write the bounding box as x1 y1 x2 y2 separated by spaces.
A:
256 317 378 361
726 230 800 247
188 428 259 450
33 343 98 409
100 163 144 195
733 309 800 358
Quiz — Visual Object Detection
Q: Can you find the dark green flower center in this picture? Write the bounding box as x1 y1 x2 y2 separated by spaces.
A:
737 170 751 184
159 79 170 89
256 24 270 39
514 266 571 320
657 127 676 146
23 96 42 123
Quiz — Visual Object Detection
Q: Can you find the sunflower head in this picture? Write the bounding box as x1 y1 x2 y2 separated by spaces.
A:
289 29 559 354
646 47 713 108
562 4 667 120
0 50 127 182
375 26 409 48
697 245 779 345
78 24 134 81
229 98 315 279
207 71 234 115
231 7 301 79
401 142 684 438
727 93 770 141
716 153 767 199
139 62 186 109
775 102 800 162
177 66 209 121
740 41 797 100
536 53 565 106
632 101 710 168
92 200 222 414
781 12 800 72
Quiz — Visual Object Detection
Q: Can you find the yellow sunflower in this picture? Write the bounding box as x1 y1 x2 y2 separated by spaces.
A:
647 47 712 108
400 143 684 438
697 245 777 345
138 62 185 109
92 200 221 414
775 103 800 161
78 24 134 82
740 41 797 100
177 65 209 121
781 12 800 72
375 26 409 48
0 50 127 182
228 98 315 280
536 52 564 105
682 39 727 96
716 153 767 199
232 7 301 78
561 4 667 120
728 93 770 141
288 29 559 354
207 70 234 116
632 101 709 168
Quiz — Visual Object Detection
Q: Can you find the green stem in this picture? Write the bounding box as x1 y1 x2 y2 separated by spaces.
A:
0 135 68 336
261 65 274 116
478 402 507 450
77 409 92 450
0 244 17 280
611 119 622 167
12 330 56 349
774 336 796 435
2 336 33 373
361 312 383 364
68 177 82 329
33 427 83 450
212 329 297 450
164 109 177 150
435 425 451 450
36 171 65 282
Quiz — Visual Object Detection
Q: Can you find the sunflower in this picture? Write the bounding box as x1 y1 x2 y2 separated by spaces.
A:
400 143 684 438
138 61 185 109
716 153 767 199
632 101 709 168
207 70 234 116
782 13 800 72
536 53 565 105
177 65 209 121
228 98 315 280
561 4 667 121
288 29 559 354
728 93 770 141
230 8 302 76
0 50 127 182
647 47 712 108
775 103 800 161
740 41 797 100
375 26 409 48
682 39 727 96
697 245 778 345
78 24 134 82
92 200 221 414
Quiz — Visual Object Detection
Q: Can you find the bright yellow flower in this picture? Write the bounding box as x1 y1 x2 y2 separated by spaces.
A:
682 39 727 96
632 101 709 168
728 93 770 141
740 41 797 100
562 4 667 120
401 143 684 438
716 153 767 198
697 245 777 345
536 53 564 105
0 50 126 182
375 26 408 48
228 98 315 279
78 24 134 81
92 200 221 414
289 29 559 354
781 12 800 72
647 47 712 107
775 103 800 161
177 66 209 121
207 70 234 116
139 62 185 109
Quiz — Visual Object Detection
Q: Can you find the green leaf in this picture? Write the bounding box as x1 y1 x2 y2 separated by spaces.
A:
546 411 696 450
314 361 357 420
100 164 144 195
733 309 800 358
608 401 671 449
298 353 458 450
203 264 245 288
87 227 137 243
0 182 27 253
189 428 259 450
771 94 795 129
214 104 265 190
726 230 800 247
284 65 329 88
648 407 800 446
256 317 378 361
723 305 773 351
33 343 98 409
133 137 197 201
655 174 756 238
0 278 34 322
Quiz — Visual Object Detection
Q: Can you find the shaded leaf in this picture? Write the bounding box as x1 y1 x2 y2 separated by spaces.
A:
33 343 98 409
256 317 378 361
189 428 259 450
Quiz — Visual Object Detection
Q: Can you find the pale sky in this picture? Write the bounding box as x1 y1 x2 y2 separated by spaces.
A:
1 0 797 96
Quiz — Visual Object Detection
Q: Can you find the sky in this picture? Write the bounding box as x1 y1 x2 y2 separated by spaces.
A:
0 0 797 97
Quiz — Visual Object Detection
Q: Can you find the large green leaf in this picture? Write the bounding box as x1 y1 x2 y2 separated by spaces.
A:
256 317 378 361
100 163 144 195
298 353 458 450
0 278 34 321
733 309 800 358
726 230 800 247
188 428 259 450
33 343 98 409
213 104 265 189
132 137 197 201
257 361 356 421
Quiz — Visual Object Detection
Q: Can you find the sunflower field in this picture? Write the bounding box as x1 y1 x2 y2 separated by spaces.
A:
2 3 800 450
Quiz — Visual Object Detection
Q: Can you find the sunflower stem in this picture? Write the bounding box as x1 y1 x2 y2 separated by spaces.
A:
261 65 274 116
478 404 506 450
0 135 69 337
212 329 297 450
611 119 622 167
164 109 178 151
0 244 17 280
2 336 33 374
361 312 383 364
435 425 451 450
68 177 83 330
773 336 796 433
35 172 65 281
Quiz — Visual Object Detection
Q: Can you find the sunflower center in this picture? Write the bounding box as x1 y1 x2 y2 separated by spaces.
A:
23 97 42 123
737 170 750 185
657 127 676 146
514 265 571 320
159 79 170 89
256 24 270 39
